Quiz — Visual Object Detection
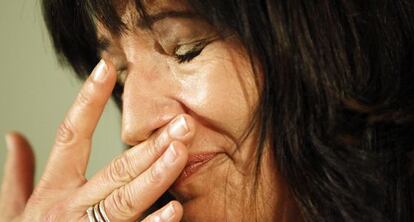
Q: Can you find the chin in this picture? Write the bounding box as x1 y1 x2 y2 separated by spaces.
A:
180 195 246 222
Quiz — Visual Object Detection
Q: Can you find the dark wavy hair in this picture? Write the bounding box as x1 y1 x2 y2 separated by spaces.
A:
42 0 414 221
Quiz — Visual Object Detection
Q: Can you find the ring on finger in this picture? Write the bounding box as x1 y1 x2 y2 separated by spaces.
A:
87 200 110 222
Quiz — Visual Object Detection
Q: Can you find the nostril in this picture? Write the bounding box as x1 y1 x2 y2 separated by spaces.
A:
121 99 193 145
121 113 177 146
121 131 136 146
121 126 152 146
121 114 195 146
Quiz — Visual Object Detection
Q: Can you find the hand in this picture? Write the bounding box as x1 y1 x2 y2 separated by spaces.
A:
0 60 195 222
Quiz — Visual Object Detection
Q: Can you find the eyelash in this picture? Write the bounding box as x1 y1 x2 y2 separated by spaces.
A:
175 49 203 63
116 67 128 86
174 41 207 64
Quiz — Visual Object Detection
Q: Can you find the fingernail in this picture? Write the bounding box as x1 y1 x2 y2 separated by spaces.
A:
168 116 189 138
152 216 161 222
5 134 13 150
92 59 108 83
160 203 176 220
163 143 177 164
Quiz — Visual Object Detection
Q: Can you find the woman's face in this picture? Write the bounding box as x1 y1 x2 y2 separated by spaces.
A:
99 1 277 221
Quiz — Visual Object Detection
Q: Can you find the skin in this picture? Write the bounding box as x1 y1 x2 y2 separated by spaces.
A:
0 0 300 221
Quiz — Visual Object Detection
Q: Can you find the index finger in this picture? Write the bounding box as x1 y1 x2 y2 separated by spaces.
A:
39 59 117 188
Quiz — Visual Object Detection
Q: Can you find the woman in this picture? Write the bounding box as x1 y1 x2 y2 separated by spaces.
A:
1 0 413 221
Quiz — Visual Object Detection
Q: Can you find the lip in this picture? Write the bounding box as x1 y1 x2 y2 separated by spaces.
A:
174 152 218 186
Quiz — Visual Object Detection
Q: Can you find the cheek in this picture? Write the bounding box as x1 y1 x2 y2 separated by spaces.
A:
169 43 260 139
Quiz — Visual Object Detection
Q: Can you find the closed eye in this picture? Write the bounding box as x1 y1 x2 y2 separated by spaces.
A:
116 67 128 86
174 41 206 63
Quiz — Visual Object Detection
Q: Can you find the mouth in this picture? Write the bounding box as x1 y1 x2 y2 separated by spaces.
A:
173 152 218 186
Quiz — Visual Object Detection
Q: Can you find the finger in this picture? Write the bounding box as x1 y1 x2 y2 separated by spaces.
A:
103 141 188 221
40 59 116 188
0 132 35 219
141 201 183 222
76 114 194 205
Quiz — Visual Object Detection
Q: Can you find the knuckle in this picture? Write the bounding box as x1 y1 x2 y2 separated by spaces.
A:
55 120 76 145
76 86 96 108
41 214 56 222
106 155 135 184
147 134 164 158
27 187 46 205
107 188 136 219
42 203 77 222
41 207 60 222
149 164 163 185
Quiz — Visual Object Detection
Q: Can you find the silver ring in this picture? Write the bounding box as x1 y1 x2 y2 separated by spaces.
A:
86 207 96 222
99 200 110 221
87 200 110 222
94 203 104 222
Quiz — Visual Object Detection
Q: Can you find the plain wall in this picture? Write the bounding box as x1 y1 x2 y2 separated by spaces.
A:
0 1 123 185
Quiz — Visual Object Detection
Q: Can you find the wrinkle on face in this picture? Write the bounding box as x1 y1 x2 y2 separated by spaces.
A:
168 39 259 142
94 1 298 221
142 0 191 15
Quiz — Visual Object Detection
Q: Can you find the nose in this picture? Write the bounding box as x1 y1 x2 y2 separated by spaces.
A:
121 62 184 146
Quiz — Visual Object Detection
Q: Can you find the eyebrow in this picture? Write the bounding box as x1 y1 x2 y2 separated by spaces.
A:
137 10 198 28
97 38 111 53
97 10 198 52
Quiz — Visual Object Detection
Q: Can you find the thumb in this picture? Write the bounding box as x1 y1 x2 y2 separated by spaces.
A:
0 132 35 220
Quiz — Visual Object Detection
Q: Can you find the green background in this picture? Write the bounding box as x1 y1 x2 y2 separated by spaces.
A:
0 1 123 185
